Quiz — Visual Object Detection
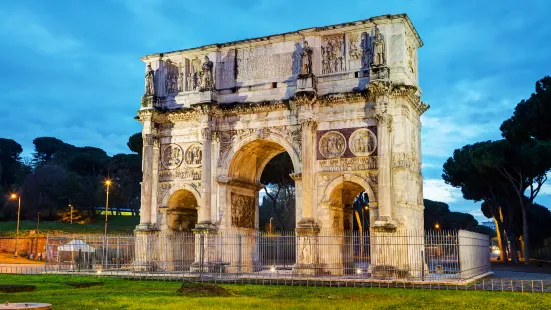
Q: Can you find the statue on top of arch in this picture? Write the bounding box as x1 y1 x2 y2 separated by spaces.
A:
199 55 214 91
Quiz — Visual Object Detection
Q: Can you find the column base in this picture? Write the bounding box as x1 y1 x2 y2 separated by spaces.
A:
132 228 159 272
373 217 397 230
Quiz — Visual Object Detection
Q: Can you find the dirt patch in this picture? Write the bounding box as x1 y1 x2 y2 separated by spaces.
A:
0 285 37 293
177 282 229 297
66 282 104 288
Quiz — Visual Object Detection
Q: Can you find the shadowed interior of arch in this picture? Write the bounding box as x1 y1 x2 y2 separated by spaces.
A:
228 139 288 184
166 189 198 232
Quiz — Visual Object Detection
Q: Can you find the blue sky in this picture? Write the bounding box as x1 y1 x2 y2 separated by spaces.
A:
1 0 550 221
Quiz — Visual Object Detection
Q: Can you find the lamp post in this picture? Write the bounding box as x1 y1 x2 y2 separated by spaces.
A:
69 204 73 224
37 212 40 233
10 193 21 257
104 180 112 236
269 217 273 234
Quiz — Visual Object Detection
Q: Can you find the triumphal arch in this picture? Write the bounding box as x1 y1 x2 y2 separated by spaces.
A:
135 14 429 274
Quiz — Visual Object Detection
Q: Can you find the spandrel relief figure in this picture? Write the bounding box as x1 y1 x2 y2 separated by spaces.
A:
199 56 214 91
371 27 386 67
145 64 155 96
300 40 313 76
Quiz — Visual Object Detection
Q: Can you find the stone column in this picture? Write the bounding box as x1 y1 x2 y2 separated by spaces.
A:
138 119 156 228
290 173 303 227
373 113 396 229
197 127 214 227
297 119 317 227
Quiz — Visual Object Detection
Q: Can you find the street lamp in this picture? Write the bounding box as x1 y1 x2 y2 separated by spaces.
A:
434 222 440 230
104 179 112 236
10 193 21 257
269 217 273 234
362 205 369 233
69 204 73 224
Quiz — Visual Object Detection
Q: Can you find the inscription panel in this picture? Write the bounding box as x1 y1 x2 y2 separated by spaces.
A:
236 45 296 82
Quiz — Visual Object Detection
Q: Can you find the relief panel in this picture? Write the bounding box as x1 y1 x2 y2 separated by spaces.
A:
231 193 255 228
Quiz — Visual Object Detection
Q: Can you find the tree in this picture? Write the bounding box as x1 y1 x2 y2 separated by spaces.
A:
0 138 23 188
32 137 68 167
443 142 518 262
259 152 295 231
127 133 143 157
475 139 551 264
501 76 551 142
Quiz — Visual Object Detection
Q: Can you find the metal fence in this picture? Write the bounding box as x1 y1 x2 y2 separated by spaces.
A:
40 229 490 284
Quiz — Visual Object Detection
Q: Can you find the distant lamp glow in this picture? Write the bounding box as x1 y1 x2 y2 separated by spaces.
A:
96 270 102 274
270 266 276 272
10 193 17 199
356 268 362 274
364 206 369 210
104 180 112 186
434 223 440 230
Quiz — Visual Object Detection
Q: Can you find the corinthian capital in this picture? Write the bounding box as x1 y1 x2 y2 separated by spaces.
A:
300 118 318 131
374 112 393 128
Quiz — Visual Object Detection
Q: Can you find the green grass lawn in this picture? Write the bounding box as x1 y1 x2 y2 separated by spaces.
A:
0 216 139 237
1 274 550 310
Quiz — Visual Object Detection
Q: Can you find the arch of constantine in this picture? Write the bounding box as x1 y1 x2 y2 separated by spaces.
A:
135 13 430 276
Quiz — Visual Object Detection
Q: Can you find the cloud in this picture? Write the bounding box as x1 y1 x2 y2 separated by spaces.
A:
0 8 82 56
423 179 463 203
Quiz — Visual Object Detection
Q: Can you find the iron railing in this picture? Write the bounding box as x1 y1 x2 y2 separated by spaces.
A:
39 229 490 283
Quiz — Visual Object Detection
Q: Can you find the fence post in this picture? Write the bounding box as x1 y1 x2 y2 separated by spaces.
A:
200 234 205 278
238 233 242 276
421 250 424 281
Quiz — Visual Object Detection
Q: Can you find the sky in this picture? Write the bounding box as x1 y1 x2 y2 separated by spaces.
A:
1 0 550 222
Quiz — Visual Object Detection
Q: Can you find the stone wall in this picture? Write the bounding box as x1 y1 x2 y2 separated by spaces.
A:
0 237 47 257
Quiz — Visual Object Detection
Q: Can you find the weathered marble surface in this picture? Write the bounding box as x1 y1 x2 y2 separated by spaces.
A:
136 13 429 275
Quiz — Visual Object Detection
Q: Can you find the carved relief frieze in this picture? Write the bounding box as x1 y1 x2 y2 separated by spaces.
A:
392 152 421 173
349 128 377 157
186 57 201 91
164 60 179 94
157 182 172 206
348 31 373 69
321 35 345 74
231 193 255 229
161 144 184 169
365 171 378 201
319 131 346 159
159 167 202 182
317 156 378 172
184 143 203 166
406 38 416 75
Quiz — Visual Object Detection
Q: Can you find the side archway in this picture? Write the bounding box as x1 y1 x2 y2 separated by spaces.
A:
162 186 200 232
321 174 376 204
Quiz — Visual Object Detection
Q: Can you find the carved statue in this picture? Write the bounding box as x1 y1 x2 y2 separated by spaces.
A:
199 56 214 91
178 63 184 92
300 40 313 76
371 27 386 67
321 36 345 74
145 64 155 96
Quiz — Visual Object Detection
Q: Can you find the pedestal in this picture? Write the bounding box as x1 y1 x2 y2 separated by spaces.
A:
295 220 321 275
133 228 159 272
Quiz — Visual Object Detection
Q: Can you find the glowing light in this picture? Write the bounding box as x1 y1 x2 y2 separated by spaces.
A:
270 266 276 272
96 270 102 274
104 180 112 186
10 193 17 200
434 223 440 230
356 269 362 274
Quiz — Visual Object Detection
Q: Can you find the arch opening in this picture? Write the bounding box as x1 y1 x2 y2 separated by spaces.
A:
165 189 198 232
226 138 297 232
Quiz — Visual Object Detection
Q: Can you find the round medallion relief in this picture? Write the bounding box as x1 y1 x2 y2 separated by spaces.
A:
184 143 203 166
319 131 347 159
161 144 184 169
349 128 377 156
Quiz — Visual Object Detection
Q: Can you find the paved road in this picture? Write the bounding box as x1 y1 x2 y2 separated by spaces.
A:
0 264 44 274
